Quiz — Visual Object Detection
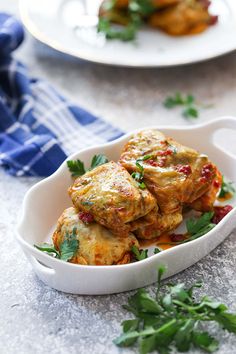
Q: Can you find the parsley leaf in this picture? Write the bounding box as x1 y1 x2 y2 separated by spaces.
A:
34 244 60 258
98 17 139 41
131 155 153 189
59 228 79 261
183 106 199 119
218 176 235 199
192 331 219 352
164 92 200 119
186 211 215 238
67 159 85 177
67 154 109 177
131 245 148 261
214 312 236 333
90 154 109 170
164 92 185 108
34 227 79 262
114 266 236 353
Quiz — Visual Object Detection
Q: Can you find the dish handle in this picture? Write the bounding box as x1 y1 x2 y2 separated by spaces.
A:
207 117 236 159
26 251 58 286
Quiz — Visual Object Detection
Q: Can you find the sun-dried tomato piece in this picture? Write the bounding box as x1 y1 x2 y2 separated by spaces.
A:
78 211 94 224
212 205 233 224
175 165 192 176
170 233 186 242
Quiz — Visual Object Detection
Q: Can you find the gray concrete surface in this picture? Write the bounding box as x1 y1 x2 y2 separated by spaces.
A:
0 1 236 354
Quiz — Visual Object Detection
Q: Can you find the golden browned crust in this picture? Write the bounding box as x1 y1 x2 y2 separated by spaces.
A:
119 129 216 215
68 161 157 236
53 207 139 265
148 0 212 36
134 210 183 239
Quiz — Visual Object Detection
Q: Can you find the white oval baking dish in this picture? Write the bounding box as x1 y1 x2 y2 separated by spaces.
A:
16 117 236 295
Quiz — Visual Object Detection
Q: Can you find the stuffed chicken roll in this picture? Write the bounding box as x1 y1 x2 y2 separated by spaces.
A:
68 161 157 236
119 129 217 215
53 207 139 265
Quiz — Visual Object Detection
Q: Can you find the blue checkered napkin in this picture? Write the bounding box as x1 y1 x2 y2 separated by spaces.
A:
0 13 123 177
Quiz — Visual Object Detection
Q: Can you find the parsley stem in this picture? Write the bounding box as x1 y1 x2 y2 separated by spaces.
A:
173 300 216 314
139 319 177 338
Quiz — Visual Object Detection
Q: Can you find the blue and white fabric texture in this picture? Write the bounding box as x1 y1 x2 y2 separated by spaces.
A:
0 13 123 177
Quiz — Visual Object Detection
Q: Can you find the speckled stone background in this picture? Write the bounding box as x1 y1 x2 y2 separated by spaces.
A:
1 1 236 354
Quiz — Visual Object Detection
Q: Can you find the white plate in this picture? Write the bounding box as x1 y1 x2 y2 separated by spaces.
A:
16 117 236 295
20 0 236 67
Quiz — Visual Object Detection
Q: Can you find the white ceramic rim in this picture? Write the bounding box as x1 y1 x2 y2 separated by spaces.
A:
19 0 236 68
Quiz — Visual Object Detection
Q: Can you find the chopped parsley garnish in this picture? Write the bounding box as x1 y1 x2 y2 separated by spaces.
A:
131 155 153 189
114 266 236 353
131 245 148 261
34 227 79 262
218 176 235 199
67 154 109 177
164 92 199 119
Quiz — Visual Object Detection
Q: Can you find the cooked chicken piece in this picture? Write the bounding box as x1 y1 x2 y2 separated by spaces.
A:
148 0 215 35
135 210 183 239
69 161 157 236
119 129 216 214
188 168 222 212
53 207 139 265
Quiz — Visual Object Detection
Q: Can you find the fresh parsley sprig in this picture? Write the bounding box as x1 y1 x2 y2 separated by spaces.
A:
34 227 79 262
114 266 236 353
67 154 109 177
218 176 235 199
164 92 199 119
157 212 216 247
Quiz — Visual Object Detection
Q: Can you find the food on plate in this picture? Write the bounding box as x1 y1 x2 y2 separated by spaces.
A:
68 161 157 236
52 207 138 265
148 0 216 36
98 0 217 41
35 129 234 266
